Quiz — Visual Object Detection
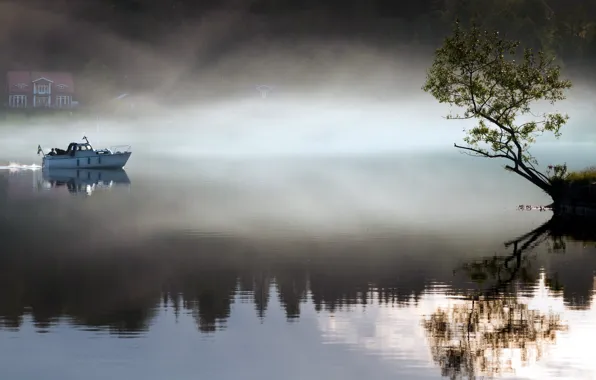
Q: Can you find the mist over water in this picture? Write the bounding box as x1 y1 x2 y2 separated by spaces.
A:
2 85 595 240
1 51 595 249
3 98 452 160
1 3 595 163
0 150 561 242
2 4 596 378
4 91 596 160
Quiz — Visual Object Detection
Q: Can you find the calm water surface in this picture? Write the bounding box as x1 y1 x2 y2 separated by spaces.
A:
0 153 595 380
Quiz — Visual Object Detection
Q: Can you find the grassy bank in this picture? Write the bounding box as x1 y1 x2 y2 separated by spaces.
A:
565 166 596 184
549 163 596 185
550 165 596 207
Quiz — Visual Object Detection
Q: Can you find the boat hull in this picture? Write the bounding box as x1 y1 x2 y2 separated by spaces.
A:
42 152 131 169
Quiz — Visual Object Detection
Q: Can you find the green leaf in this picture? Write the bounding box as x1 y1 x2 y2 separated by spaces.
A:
422 22 572 195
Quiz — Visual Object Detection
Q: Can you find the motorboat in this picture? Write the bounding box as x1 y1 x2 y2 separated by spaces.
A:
39 168 131 196
37 136 131 169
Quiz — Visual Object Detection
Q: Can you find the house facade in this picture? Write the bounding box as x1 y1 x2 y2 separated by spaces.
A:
6 71 76 109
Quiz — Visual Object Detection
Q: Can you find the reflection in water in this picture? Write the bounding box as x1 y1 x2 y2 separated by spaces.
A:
458 218 557 298
425 289 565 378
0 167 595 379
423 217 590 379
424 276 568 379
37 168 131 196
0 216 592 332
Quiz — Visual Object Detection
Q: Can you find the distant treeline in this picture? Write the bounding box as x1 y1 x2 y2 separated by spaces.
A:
58 0 596 62
2 0 596 103
6 0 596 61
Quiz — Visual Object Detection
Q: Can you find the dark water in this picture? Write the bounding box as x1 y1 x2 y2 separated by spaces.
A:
0 153 595 380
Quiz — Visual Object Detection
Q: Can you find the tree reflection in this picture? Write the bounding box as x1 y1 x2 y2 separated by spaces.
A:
423 217 569 379
424 297 565 379
0 214 593 337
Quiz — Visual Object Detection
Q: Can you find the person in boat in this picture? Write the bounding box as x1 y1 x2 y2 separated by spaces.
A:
47 147 67 156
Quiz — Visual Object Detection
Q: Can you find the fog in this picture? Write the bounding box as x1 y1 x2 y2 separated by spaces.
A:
0 151 556 242
1 2 596 163
3 83 596 163
1 1 596 241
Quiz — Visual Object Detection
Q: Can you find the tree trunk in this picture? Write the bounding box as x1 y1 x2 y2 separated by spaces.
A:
546 199 560 213
545 181 568 214
506 164 552 196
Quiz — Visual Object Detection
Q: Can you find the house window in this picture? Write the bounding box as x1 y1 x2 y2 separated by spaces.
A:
56 84 68 90
36 84 50 94
56 95 71 107
9 95 27 108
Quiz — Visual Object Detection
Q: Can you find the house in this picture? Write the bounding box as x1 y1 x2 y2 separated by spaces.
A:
6 71 77 109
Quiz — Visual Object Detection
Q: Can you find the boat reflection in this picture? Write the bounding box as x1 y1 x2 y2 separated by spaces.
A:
38 168 131 195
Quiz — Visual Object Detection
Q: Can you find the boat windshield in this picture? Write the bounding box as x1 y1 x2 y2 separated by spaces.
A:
78 144 93 151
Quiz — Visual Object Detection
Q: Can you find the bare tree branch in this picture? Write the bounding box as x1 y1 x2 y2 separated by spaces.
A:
454 143 512 160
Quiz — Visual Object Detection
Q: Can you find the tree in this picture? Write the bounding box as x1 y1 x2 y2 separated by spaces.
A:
422 22 572 204
424 294 566 379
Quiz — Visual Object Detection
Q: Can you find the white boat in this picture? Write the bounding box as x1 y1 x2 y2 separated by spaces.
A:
39 168 131 195
37 136 131 169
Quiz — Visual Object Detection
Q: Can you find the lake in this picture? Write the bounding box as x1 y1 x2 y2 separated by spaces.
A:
0 150 594 380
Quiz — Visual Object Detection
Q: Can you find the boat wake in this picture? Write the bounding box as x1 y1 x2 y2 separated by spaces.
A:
0 162 42 171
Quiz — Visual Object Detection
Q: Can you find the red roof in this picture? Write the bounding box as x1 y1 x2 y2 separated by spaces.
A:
7 71 75 94
6 71 32 94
